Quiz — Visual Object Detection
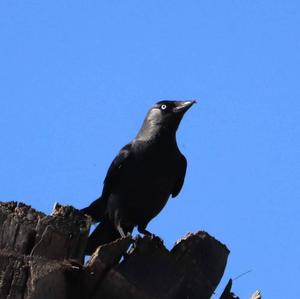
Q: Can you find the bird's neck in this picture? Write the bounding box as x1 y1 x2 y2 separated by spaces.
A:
136 125 178 148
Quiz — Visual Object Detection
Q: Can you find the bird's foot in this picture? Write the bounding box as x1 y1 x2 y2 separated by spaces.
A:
137 226 164 246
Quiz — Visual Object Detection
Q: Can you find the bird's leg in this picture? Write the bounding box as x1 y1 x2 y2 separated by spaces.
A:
113 209 128 238
137 226 152 236
116 222 126 238
115 218 132 239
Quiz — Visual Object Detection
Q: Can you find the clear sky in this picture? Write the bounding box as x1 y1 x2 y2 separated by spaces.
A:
0 1 299 298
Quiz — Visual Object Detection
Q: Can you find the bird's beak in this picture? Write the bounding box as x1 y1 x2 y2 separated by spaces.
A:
173 100 197 114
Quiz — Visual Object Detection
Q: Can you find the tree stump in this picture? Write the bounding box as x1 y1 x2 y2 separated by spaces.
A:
0 201 243 299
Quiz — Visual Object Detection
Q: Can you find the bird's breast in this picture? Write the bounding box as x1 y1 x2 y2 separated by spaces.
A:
109 146 182 224
118 154 176 203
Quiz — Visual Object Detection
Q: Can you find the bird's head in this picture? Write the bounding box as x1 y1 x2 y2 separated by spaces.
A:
137 100 196 141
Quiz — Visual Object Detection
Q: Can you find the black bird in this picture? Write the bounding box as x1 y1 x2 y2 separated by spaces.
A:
81 100 196 254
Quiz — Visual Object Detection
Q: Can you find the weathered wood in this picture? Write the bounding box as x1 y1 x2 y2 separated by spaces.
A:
81 236 132 299
91 232 229 299
0 202 44 255
0 201 244 299
250 290 262 299
0 202 91 263
219 279 239 299
0 249 72 299
0 250 28 299
171 231 229 298
31 202 91 262
0 202 91 299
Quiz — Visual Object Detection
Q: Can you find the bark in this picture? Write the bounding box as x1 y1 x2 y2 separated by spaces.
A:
220 279 240 299
0 201 249 299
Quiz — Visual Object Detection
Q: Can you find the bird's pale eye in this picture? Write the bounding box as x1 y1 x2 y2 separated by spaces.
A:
161 104 167 110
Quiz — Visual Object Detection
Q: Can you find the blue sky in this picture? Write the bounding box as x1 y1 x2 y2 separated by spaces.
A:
0 1 299 298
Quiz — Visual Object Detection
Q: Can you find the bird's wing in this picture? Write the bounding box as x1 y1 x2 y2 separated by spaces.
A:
80 143 132 222
102 143 132 197
171 154 187 198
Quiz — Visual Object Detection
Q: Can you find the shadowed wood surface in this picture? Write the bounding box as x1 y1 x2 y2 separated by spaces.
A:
0 202 254 299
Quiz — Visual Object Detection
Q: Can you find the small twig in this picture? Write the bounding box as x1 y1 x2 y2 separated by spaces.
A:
233 269 252 281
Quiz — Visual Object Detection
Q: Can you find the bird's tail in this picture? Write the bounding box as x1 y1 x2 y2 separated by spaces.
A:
85 218 121 255
80 196 107 222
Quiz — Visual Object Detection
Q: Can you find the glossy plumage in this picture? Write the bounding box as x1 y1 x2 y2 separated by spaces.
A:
81 100 195 254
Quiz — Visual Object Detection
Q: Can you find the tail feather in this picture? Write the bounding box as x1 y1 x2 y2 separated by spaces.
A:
85 218 121 255
80 196 107 222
